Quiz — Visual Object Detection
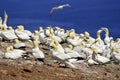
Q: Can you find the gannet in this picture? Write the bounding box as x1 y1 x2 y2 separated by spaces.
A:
50 4 71 16
111 46 120 62
3 11 8 28
67 31 79 46
84 31 95 44
91 46 110 64
91 30 105 54
87 55 98 65
31 30 39 40
15 26 30 40
32 38 45 61
101 27 112 47
114 38 120 49
19 25 32 37
64 44 85 59
50 40 70 60
45 27 51 36
4 46 26 59
13 39 26 49
1 27 18 41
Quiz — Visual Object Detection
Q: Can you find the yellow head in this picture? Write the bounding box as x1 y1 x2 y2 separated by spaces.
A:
14 39 19 43
3 27 7 31
116 38 120 43
66 30 69 35
8 26 13 31
67 44 73 50
54 40 59 46
84 31 90 37
6 47 11 52
9 46 14 51
80 34 85 39
34 30 39 35
51 42 58 51
91 46 98 54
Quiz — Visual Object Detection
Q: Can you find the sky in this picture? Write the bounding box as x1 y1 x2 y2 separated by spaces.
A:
0 0 120 38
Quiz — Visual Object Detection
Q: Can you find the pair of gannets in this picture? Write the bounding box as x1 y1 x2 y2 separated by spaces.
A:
4 46 26 59
32 38 45 61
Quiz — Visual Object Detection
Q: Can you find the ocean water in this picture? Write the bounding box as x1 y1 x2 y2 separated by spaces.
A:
0 0 120 38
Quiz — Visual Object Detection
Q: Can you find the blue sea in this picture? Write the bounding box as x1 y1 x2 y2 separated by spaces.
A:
0 0 120 38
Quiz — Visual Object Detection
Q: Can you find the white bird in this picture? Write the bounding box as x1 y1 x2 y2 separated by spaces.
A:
1 27 18 41
15 26 30 40
87 55 99 65
32 38 45 61
111 46 120 62
13 39 26 49
50 40 71 60
91 46 110 64
64 44 85 59
18 25 32 37
3 10 8 28
50 4 71 16
4 46 26 59
101 27 112 47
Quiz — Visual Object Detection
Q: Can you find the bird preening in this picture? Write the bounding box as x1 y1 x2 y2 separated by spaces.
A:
50 4 71 16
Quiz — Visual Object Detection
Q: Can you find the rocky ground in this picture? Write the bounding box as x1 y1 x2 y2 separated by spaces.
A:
0 41 120 80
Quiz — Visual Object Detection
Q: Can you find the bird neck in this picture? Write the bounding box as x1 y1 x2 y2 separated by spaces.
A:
3 17 8 25
33 40 38 48
105 29 109 37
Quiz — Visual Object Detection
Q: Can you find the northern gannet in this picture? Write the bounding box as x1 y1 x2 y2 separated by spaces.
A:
101 27 112 47
64 44 85 59
13 39 26 49
84 31 95 44
31 30 39 40
91 46 110 64
1 27 18 41
15 26 30 40
111 46 120 62
87 55 98 65
50 4 71 16
32 38 45 61
4 46 26 59
50 40 70 60
3 11 8 28
19 25 32 37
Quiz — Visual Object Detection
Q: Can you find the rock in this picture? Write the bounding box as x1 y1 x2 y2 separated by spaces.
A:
59 63 67 68
44 60 59 67
23 65 33 72
0 70 8 75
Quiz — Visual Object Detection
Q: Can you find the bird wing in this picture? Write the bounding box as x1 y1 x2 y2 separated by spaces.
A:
63 4 71 8
50 7 58 16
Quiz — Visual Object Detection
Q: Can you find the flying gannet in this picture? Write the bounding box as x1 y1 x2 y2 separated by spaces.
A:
50 4 71 16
